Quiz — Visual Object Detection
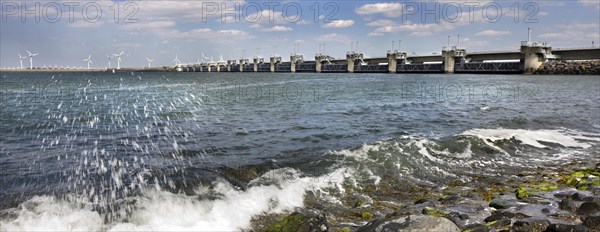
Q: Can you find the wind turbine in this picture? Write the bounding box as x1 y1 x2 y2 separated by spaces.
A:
106 55 112 69
112 51 124 69
173 55 181 66
26 50 38 69
146 57 154 68
201 53 209 63
83 55 92 69
18 53 26 69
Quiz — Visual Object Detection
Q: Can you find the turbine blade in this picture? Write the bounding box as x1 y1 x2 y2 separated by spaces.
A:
26 50 32 55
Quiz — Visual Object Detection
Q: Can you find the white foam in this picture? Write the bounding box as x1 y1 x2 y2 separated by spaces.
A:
0 196 104 231
461 128 598 149
0 168 347 231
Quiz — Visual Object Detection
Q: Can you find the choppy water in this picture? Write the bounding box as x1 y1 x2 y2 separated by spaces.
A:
0 72 599 230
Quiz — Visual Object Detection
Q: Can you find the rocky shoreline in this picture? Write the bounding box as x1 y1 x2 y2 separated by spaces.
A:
253 162 600 232
534 61 600 75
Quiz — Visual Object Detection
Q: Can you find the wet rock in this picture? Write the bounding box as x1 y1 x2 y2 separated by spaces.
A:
356 215 460 232
590 187 600 196
484 211 530 222
262 212 328 232
561 197 578 212
414 198 433 205
535 60 600 75
546 223 588 232
576 202 600 216
511 218 550 232
439 195 461 205
582 196 600 203
445 212 470 228
489 198 516 209
542 208 551 214
556 191 576 199
446 211 470 221
421 207 446 217
573 192 591 201
583 213 600 231
486 219 512 231
462 223 490 232
549 212 581 222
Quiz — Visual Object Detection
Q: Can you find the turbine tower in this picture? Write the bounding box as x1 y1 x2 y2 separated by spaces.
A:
26 50 38 69
83 55 93 69
18 53 26 69
173 55 181 66
106 55 112 69
146 57 154 68
113 51 124 69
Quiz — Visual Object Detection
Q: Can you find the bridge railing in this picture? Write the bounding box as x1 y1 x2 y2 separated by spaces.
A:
553 46 599 51
468 50 520 54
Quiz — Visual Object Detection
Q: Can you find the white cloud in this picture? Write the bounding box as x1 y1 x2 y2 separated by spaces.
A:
539 32 599 40
409 31 432 37
317 33 351 42
243 10 296 24
475 30 511 36
146 27 254 43
578 0 600 9
373 21 457 35
296 20 314 25
115 43 142 48
366 19 398 27
322 20 355 28
538 33 564 39
558 23 600 30
355 3 403 17
133 1 243 22
539 23 600 41
122 21 176 30
262 26 293 32
368 32 384 37
68 20 104 28
460 37 489 48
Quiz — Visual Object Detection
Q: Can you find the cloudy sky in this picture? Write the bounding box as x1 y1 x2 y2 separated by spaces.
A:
1 0 599 68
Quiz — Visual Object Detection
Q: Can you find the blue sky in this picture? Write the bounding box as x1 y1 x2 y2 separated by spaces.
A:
1 0 599 68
